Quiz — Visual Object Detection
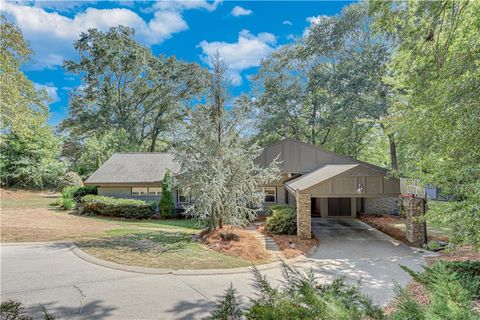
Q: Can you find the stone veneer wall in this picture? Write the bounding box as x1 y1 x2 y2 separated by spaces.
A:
364 197 400 215
404 197 427 246
296 193 311 239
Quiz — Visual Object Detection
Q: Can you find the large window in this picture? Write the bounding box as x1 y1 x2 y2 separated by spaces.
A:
177 188 190 203
131 187 161 196
263 187 276 203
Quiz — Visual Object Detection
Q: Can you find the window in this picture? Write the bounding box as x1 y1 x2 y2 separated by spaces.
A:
131 187 148 195
263 187 276 203
177 188 190 203
149 187 162 195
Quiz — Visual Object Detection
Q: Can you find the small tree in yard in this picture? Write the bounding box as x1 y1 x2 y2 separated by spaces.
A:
173 53 279 230
159 170 175 218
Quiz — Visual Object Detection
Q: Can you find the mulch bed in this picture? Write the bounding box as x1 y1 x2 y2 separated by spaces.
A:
358 214 448 247
200 226 271 262
426 245 480 264
257 224 319 259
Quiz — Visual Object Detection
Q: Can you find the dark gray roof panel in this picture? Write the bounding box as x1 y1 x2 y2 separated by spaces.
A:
84 153 180 184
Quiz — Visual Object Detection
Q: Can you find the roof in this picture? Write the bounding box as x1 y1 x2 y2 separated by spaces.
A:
285 164 360 192
85 153 180 185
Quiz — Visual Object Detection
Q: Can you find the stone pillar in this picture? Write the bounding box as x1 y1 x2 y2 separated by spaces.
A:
404 197 427 246
296 192 311 239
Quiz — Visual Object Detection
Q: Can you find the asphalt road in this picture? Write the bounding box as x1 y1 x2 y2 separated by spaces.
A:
1 219 433 319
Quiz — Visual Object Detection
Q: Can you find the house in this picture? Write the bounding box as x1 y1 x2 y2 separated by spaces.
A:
85 138 400 239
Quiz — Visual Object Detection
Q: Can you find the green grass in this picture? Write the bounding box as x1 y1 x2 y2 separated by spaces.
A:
77 230 257 269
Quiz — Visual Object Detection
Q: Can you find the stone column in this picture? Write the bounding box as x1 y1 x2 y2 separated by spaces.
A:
296 192 311 239
404 197 427 246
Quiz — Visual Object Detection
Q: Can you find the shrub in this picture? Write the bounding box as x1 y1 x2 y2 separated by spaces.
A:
207 262 385 320
0 299 55 320
394 262 476 319
402 260 480 299
58 185 78 210
79 195 155 219
59 171 83 190
159 170 175 218
72 185 97 201
265 205 297 235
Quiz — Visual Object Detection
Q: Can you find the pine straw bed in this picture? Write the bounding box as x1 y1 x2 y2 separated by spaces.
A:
257 224 319 259
200 226 272 262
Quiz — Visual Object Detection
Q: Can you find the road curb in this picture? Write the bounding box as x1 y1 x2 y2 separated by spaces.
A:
68 242 285 276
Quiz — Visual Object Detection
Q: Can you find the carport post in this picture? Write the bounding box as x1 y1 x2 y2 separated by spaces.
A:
296 191 312 239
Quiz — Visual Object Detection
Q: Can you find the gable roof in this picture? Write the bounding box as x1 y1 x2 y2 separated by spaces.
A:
285 164 360 192
258 138 387 174
85 153 179 185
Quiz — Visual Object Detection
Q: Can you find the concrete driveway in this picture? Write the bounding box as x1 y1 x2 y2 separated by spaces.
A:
1 221 434 319
294 217 432 304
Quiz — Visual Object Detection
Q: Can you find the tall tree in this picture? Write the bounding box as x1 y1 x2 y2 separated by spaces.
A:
0 17 67 188
370 0 480 246
173 55 279 230
252 4 397 164
61 26 208 152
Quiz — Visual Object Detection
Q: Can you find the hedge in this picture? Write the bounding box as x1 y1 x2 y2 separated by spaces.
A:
79 195 156 219
265 205 297 235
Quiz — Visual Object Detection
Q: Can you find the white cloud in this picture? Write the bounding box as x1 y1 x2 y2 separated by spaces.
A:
35 82 60 103
198 30 276 85
1 0 218 70
231 5 252 17
282 20 292 25
304 15 330 37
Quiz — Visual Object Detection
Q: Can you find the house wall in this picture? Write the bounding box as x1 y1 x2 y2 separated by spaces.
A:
364 197 400 215
97 186 179 206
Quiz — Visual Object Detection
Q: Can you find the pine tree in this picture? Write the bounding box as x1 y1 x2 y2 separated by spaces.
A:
159 170 175 218
173 54 279 230
205 283 243 320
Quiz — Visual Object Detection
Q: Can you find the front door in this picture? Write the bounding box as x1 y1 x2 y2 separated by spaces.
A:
328 198 351 216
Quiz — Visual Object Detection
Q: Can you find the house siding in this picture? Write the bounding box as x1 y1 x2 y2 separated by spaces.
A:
97 186 179 206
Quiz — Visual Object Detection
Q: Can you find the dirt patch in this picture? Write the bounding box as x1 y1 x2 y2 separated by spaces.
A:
358 214 448 247
257 224 318 259
201 226 271 262
1 188 117 242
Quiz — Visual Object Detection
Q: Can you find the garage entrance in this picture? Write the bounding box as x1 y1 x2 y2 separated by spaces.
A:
327 198 351 216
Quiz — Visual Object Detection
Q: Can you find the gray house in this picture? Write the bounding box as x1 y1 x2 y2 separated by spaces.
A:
85 139 400 239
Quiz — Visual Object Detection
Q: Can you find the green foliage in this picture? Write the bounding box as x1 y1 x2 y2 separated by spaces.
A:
62 26 207 155
79 195 156 219
59 171 83 189
205 283 243 320
394 262 476 319
265 205 297 235
401 260 480 300
72 186 97 201
159 170 175 218
173 54 279 230
0 299 55 320
58 186 78 210
244 263 385 320
74 129 135 178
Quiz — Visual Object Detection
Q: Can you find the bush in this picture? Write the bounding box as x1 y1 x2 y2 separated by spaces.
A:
159 170 175 218
207 262 385 320
72 185 97 201
79 195 155 219
402 260 480 300
57 185 97 210
265 205 297 235
1 299 55 320
394 262 476 319
59 171 83 190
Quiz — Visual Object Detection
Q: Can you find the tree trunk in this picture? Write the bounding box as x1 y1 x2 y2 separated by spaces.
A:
387 134 398 171
218 218 223 229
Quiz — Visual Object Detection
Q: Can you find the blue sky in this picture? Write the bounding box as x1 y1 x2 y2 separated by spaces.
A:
2 0 353 125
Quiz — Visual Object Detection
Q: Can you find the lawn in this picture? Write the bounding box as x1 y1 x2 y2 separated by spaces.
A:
1 188 271 269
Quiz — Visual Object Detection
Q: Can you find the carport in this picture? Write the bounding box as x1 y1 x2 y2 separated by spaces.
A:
285 164 400 239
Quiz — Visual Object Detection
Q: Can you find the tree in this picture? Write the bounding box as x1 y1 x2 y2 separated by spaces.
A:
173 54 279 230
251 3 398 165
61 26 208 152
369 0 480 247
159 170 175 218
0 17 67 189
74 129 135 178
205 284 242 320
